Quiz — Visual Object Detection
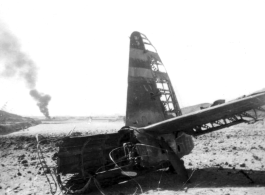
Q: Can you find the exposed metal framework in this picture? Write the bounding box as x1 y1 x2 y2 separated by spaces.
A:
140 33 181 117
191 107 265 136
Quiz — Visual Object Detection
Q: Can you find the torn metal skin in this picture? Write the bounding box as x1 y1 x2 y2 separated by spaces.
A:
42 32 265 194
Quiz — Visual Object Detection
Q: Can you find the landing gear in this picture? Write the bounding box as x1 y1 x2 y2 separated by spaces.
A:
160 138 189 182
167 159 185 173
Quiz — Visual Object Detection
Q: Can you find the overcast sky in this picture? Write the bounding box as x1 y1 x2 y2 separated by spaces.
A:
0 0 265 117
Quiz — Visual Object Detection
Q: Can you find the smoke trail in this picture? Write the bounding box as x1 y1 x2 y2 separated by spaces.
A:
30 89 51 119
0 23 51 118
0 25 38 89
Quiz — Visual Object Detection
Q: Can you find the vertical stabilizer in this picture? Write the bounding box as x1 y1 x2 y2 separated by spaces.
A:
126 32 182 127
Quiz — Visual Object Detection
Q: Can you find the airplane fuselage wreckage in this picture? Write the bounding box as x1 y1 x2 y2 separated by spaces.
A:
38 32 265 194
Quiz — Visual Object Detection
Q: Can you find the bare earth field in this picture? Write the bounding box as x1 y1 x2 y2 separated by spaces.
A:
0 120 265 195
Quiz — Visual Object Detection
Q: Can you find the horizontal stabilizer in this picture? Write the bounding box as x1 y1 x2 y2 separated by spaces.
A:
140 89 265 136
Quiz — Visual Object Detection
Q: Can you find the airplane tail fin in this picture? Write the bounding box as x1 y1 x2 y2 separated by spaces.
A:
126 32 182 127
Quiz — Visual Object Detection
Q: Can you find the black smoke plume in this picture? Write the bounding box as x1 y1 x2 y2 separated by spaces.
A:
0 23 51 118
30 89 51 119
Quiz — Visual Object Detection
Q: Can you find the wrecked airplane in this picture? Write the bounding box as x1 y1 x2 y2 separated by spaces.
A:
38 31 265 194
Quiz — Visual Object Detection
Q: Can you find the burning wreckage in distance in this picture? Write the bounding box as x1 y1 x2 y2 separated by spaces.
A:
30 89 51 119
38 32 265 194
0 25 51 119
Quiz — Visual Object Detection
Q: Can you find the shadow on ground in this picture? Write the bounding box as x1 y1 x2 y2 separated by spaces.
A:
86 168 265 195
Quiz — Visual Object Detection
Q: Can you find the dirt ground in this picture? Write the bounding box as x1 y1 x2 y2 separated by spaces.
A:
0 122 265 195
